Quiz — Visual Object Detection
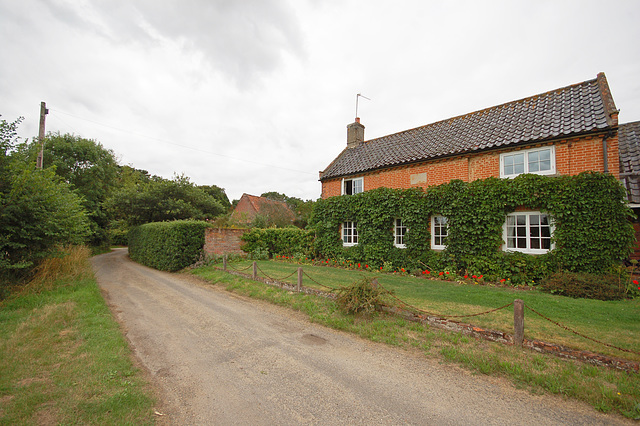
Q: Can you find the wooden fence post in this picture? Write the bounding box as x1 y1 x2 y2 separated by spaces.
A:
223 255 227 271
514 299 524 347
297 267 303 292
252 261 257 280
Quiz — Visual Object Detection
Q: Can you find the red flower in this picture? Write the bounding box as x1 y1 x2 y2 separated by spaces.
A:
365 264 369 268
439 272 444 276
445 271 450 275
426 270 430 274
500 279 506 282
401 268 405 272
472 275 477 279
634 280 639 285
358 263 361 268
380 266 383 270
464 275 468 279
479 275 483 279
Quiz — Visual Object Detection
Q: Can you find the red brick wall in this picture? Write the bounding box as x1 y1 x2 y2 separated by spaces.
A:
204 228 248 257
321 135 617 198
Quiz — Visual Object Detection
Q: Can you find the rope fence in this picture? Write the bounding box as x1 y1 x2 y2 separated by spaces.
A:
217 257 640 369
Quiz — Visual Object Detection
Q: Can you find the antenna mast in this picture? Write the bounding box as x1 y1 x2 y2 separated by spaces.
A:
355 93 371 119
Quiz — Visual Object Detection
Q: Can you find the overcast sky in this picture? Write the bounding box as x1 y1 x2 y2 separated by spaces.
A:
1 0 639 202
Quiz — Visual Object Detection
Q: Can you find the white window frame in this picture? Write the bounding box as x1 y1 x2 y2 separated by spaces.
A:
500 146 556 178
431 215 448 250
342 177 364 195
342 221 358 246
503 211 554 254
394 218 407 249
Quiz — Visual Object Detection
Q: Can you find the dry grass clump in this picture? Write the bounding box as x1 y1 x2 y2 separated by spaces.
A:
19 246 92 294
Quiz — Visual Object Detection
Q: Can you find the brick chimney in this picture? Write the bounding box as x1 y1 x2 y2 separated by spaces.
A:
347 117 365 148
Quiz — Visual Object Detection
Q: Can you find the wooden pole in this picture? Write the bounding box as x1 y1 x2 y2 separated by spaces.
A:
514 299 524 347
223 255 227 271
252 261 257 280
36 101 48 169
297 267 303 292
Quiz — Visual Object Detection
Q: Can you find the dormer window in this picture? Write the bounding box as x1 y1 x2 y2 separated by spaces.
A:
342 177 363 195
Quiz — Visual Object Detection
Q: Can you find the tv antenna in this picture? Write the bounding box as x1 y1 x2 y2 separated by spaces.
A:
355 93 371 118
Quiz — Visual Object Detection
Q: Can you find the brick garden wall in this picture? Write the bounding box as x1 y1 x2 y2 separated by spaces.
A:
321 135 618 198
203 228 248 257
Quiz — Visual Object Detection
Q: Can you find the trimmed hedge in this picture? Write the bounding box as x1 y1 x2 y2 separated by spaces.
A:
128 220 211 271
240 227 314 258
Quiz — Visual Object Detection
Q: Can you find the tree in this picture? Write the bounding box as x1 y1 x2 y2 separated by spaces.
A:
198 184 232 211
0 118 90 291
260 191 315 228
18 132 120 246
106 174 226 227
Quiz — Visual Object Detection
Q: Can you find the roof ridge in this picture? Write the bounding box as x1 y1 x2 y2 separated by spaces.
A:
363 76 600 145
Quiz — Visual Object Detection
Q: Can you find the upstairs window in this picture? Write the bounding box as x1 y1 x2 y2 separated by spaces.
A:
431 215 448 250
342 221 358 246
342 177 363 195
500 146 555 178
394 218 407 248
503 212 553 254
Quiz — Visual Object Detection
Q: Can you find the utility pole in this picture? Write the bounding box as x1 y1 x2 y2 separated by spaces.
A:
36 101 48 168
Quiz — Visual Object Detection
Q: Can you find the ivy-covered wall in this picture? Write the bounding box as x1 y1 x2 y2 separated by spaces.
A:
310 172 635 281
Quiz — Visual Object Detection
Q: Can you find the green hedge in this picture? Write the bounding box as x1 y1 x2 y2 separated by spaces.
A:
311 172 636 282
240 227 314 258
128 220 211 271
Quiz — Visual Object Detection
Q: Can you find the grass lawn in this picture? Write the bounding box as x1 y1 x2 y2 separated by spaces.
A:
224 259 640 361
0 247 156 425
192 259 640 419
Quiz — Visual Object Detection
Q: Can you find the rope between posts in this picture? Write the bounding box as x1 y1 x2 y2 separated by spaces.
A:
227 262 253 272
376 281 514 319
302 271 337 291
525 305 640 355
255 264 297 282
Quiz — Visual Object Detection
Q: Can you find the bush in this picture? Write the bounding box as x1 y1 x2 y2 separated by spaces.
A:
541 272 631 301
336 277 394 315
128 220 211 272
240 228 314 258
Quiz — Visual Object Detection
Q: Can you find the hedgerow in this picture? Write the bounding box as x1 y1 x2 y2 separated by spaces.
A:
310 172 635 283
240 227 314 258
128 220 211 271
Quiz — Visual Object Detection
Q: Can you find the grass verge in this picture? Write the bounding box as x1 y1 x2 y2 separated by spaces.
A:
0 247 156 425
224 260 640 361
191 265 640 420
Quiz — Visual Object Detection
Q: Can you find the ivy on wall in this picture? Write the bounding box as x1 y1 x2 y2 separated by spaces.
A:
310 172 635 281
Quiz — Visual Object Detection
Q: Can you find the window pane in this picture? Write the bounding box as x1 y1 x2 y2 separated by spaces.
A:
513 154 525 174
353 179 363 194
540 149 550 161
530 214 539 225
528 151 540 172
516 215 526 225
542 238 551 249
517 237 527 248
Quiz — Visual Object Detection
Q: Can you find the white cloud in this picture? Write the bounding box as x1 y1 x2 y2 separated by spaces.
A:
1 0 639 201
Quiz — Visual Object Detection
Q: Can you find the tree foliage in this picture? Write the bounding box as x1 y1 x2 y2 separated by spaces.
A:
106 174 226 227
17 132 120 245
260 191 315 228
0 118 90 290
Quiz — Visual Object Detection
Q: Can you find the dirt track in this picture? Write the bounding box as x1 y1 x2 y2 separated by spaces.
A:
91 249 629 425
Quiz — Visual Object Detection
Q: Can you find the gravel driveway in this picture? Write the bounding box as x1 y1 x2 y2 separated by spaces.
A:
91 248 629 425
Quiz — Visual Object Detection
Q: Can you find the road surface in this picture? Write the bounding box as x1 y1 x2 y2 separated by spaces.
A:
91 249 629 425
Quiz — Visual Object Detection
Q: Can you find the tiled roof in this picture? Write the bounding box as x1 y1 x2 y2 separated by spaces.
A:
619 121 640 204
320 73 618 181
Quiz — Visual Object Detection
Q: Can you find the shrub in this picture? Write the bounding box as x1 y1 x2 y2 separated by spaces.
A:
240 228 314 258
335 277 394 315
541 272 631 301
128 220 211 272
